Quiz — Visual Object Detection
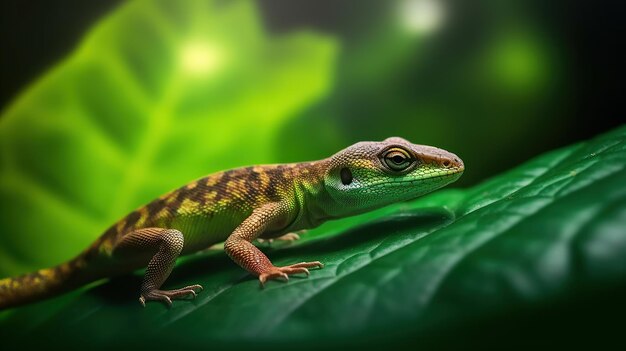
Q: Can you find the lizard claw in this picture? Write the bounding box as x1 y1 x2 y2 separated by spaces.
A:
139 284 204 307
259 271 289 286
258 261 324 287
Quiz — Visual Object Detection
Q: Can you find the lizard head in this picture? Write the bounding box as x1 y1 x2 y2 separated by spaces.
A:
321 137 464 217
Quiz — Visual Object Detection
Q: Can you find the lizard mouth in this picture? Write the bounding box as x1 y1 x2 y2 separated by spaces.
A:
363 169 463 190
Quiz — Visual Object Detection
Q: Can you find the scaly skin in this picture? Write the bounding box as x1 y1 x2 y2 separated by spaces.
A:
0 137 464 309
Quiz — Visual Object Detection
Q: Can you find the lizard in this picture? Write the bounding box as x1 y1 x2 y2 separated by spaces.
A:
0 137 464 309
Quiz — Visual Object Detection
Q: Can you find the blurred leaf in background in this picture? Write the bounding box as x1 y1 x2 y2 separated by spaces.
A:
0 0 336 276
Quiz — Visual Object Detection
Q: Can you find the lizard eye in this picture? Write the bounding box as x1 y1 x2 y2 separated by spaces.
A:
382 148 414 172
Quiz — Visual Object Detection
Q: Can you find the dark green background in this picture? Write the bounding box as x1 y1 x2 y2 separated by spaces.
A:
1 0 622 184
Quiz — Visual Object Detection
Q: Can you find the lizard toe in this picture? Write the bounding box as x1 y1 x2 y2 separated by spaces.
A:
139 284 204 307
258 261 324 287
285 261 324 269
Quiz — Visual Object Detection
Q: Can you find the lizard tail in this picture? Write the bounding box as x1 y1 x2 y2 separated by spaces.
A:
0 251 99 310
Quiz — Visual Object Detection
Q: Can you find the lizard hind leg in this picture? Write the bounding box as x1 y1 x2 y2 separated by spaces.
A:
113 228 203 307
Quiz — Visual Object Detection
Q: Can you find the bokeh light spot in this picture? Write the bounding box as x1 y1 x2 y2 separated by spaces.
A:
401 0 445 34
180 42 222 76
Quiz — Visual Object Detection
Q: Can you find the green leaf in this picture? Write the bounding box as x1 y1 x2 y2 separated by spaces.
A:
2 121 625 348
0 0 337 276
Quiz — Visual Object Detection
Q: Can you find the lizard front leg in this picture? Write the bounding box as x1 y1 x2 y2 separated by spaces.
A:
113 227 203 307
224 203 323 286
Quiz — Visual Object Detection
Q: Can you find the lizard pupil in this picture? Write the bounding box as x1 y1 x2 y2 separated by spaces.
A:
392 155 405 164
340 167 353 185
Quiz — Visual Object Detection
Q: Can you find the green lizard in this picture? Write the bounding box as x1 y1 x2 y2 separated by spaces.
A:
0 137 464 309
